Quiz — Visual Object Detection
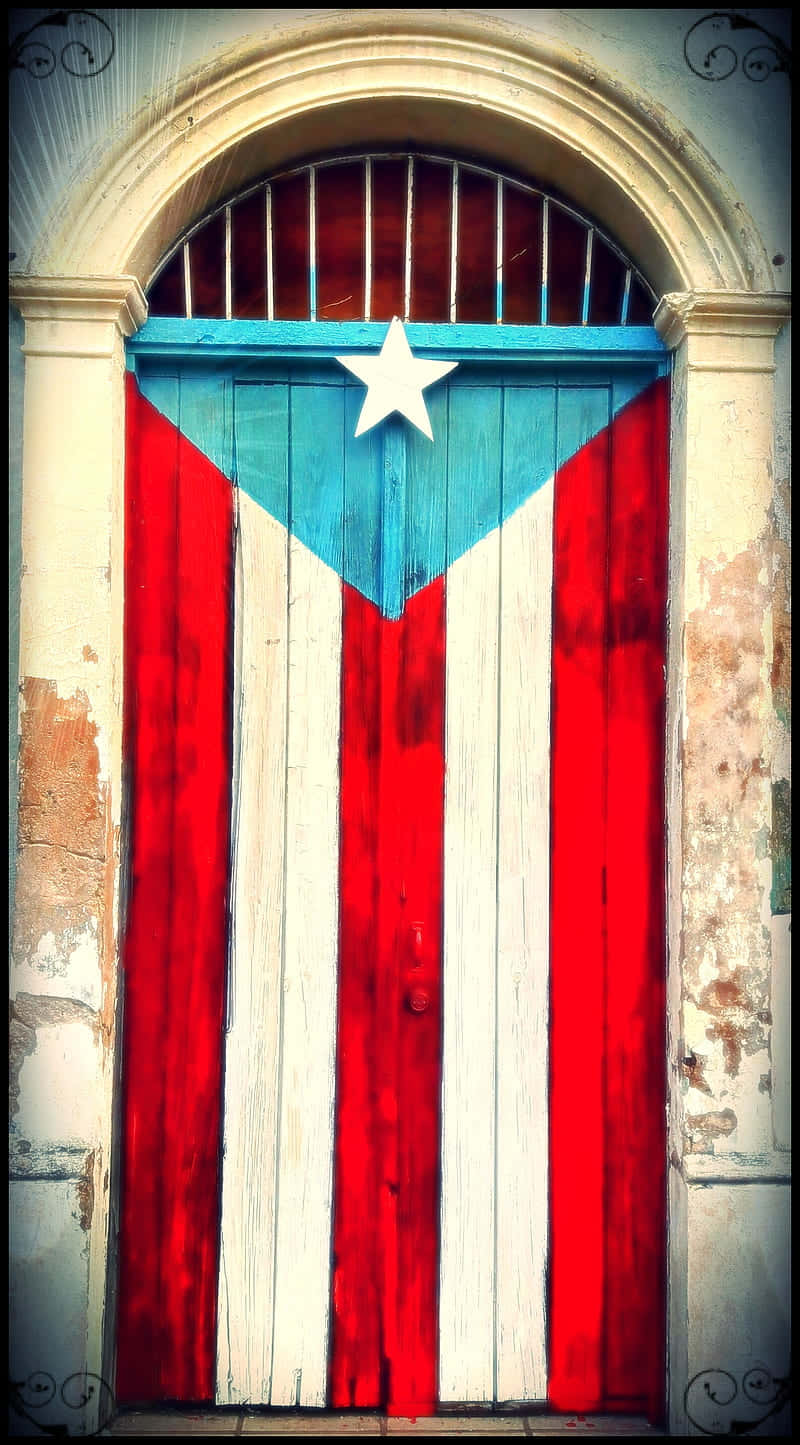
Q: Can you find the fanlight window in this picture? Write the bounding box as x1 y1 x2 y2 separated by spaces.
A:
147 153 656 326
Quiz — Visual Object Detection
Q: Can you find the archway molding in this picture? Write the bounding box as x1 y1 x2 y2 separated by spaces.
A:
29 8 775 297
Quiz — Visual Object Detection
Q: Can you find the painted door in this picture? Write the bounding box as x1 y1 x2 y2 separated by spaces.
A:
118 358 668 1419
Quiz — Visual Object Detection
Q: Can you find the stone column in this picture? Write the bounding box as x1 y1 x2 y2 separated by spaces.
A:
9 276 146 1436
656 291 791 1435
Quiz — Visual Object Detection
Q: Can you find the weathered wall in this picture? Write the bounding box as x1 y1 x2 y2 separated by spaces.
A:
8 294 133 1435
8 8 790 1436
655 291 791 1434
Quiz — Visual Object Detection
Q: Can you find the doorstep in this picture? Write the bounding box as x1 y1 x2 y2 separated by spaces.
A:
108 1412 664 1436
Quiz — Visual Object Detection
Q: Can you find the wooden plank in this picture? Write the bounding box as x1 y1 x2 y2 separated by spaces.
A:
168 372 234 1396
439 385 503 1403
130 317 667 364
331 390 387 1409
332 392 445 1416
386 577 445 1416
495 386 556 1403
269 386 343 1407
216 384 290 1404
548 385 612 1413
603 379 668 1417
118 375 181 1404
118 373 234 1402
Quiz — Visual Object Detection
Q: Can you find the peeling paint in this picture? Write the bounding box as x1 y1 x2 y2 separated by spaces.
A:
76 1151 95 1231
18 678 106 857
9 1002 37 1120
770 475 791 733
771 779 791 915
11 994 103 1149
681 1049 713 1096
12 920 102 1010
682 532 776 1154
685 1107 737 1150
12 678 110 1015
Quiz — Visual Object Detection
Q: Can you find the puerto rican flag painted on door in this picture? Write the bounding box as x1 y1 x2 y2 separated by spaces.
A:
118 356 668 1419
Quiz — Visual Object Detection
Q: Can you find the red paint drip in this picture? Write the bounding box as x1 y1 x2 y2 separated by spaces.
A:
117 376 233 1402
331 579 445 1416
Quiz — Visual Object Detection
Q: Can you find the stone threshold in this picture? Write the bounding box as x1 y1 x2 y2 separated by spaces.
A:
108 1411 664 1436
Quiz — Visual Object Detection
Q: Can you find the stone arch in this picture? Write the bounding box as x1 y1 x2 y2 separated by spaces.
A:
31 9 774 298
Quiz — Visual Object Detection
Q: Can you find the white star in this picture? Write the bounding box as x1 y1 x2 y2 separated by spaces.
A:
336 317 458 440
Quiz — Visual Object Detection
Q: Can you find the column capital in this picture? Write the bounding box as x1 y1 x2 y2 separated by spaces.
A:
9 274 148 356
654 289 790 352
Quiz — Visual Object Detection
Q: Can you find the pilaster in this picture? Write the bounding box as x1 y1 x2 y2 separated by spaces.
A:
656 289 791 1435
9 275 146 1435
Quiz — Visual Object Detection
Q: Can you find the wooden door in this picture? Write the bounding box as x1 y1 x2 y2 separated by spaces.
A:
118 356 668 1419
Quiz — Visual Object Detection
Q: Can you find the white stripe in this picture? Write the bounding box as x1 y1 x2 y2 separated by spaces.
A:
269 537 341 1406
217 491 288 1404
440 454 553 1403
440 523 500 1403
495 479 553 1403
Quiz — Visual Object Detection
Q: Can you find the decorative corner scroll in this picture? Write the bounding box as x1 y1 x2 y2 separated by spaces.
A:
684 1366 792 1435
9 1370 115 1437
684 13 790 83
9 9 114 79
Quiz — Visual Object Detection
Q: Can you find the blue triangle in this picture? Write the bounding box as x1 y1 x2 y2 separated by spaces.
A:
139 370 652 618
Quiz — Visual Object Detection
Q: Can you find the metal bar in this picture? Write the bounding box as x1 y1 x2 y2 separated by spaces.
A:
225 205 233 320
403 156 414 321
308 165 317 321
540 197 549 325
581 227 594 326
266 184 275 322
449 163 459 323
144 152 657 312
364 157 373 322
183 241 193 320
496 175 504 325
621 267 632 325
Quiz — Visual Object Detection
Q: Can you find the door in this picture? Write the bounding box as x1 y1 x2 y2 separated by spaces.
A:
118 352 668 1419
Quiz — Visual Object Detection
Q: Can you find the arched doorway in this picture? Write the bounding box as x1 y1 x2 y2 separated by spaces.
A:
118 150 669 1421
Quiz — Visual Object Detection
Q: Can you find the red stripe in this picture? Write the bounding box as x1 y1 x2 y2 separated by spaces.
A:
117 376 233 1402
604 380 668 1418
549 382 667 1416
549 413 609 1412
331 580 445 1416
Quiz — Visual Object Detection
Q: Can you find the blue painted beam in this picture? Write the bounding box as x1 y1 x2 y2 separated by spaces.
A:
128 317 667 366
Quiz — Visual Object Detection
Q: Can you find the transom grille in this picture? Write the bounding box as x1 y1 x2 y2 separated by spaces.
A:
147 153 656 326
